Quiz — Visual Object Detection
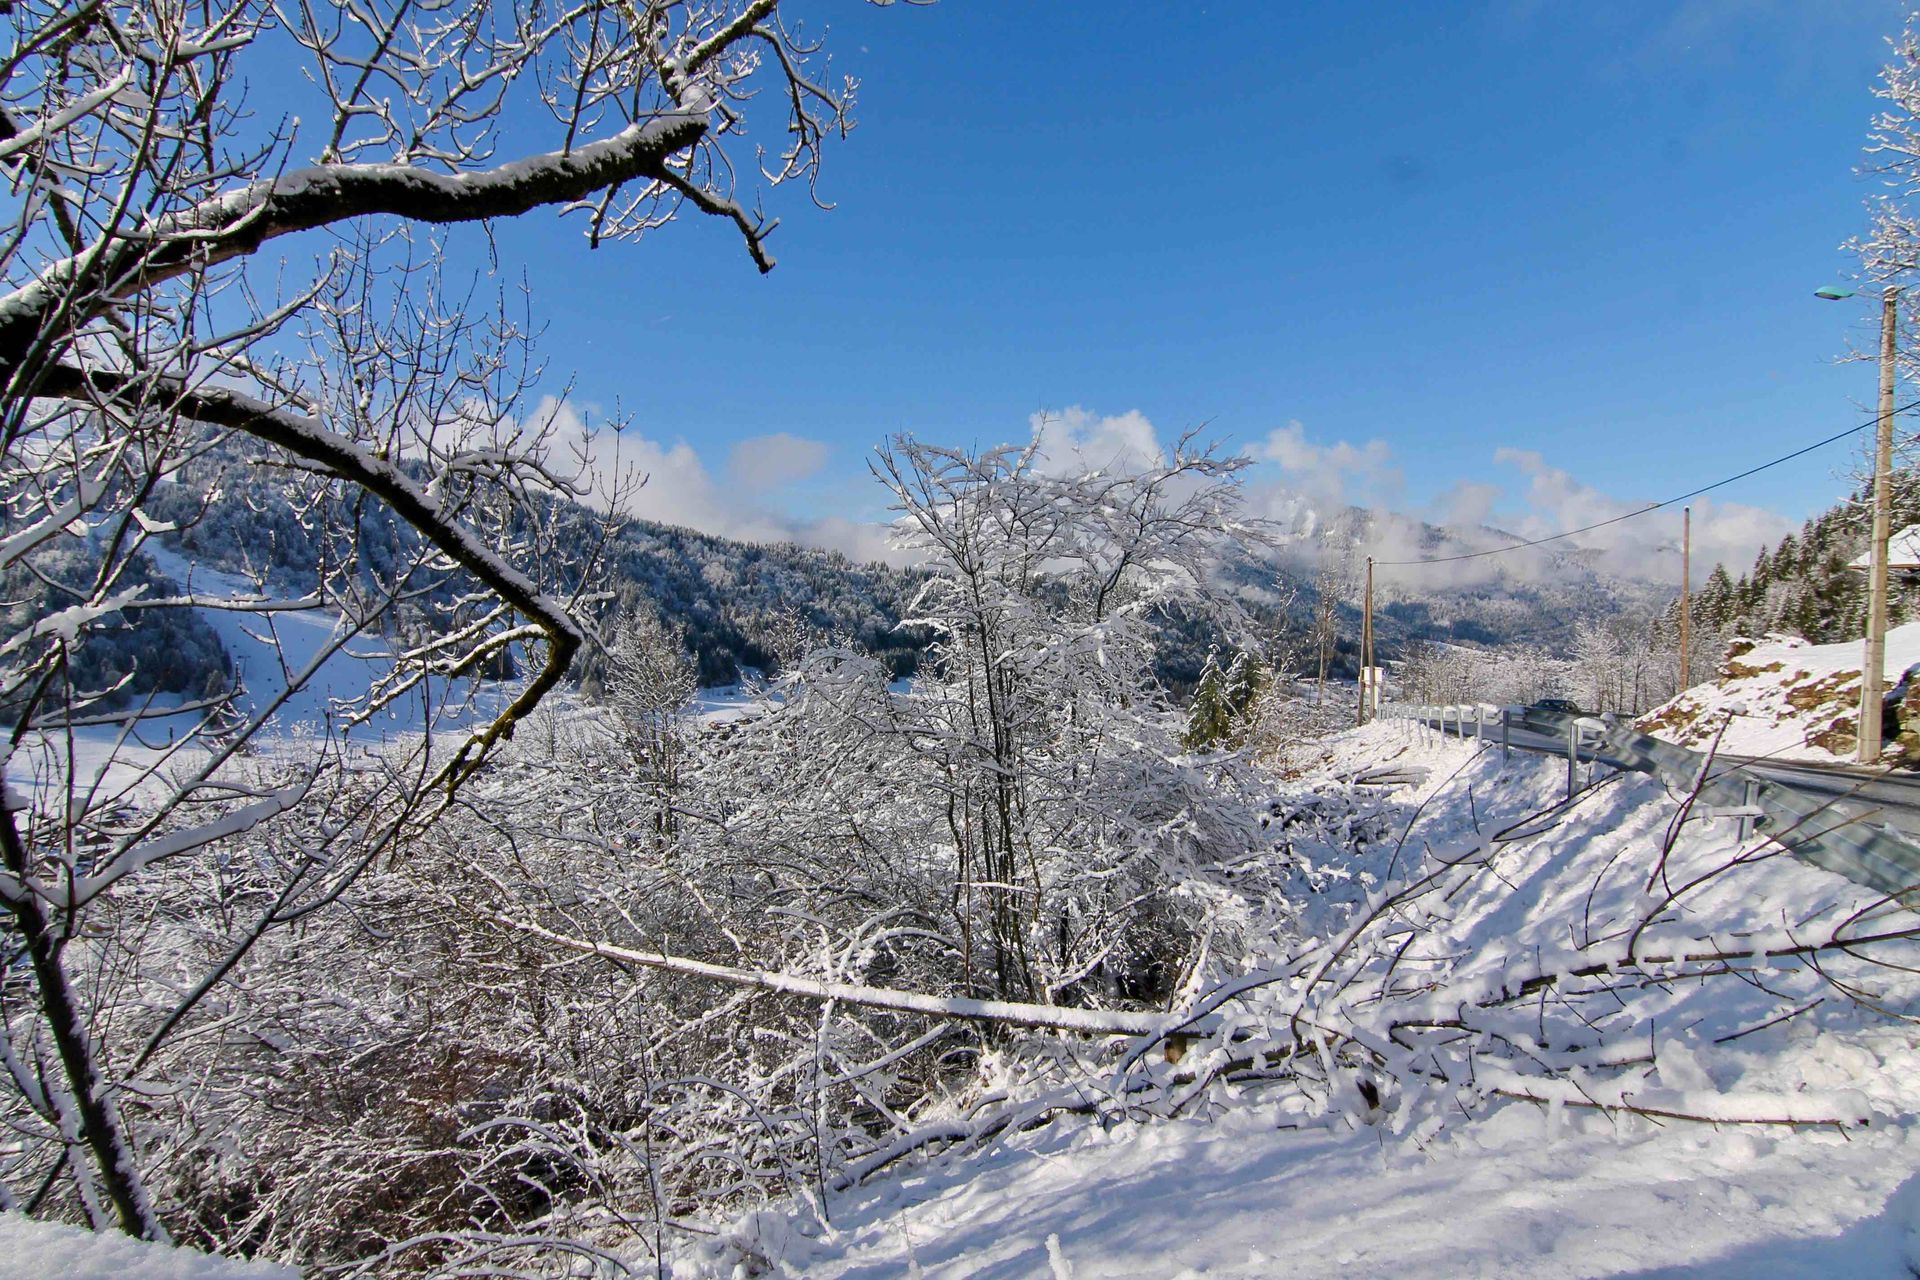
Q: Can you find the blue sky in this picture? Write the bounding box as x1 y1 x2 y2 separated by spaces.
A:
474 1 1910 575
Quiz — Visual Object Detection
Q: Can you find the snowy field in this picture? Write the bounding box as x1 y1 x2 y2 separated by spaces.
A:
1638 622 1920 765
9 549 513 804
676 722 1920 1279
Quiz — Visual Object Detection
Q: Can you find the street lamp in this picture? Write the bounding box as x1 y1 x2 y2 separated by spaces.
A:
1816 284 1902 764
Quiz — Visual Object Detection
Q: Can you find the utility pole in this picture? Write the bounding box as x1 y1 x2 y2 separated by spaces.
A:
1862 284 1902 765
1679 506 1692 692
1358 555 1375 726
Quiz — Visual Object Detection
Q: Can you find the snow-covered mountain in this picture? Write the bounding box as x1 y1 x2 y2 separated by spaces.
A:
1247 504 1671 661
14 466 1682 722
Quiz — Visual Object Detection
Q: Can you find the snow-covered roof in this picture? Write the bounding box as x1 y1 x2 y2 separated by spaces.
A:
1846 523 1920 571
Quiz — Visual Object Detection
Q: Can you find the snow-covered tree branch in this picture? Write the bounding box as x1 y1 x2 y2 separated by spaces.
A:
0 0 878 1249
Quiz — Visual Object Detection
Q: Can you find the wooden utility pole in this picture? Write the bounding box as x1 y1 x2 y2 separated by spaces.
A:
1862 285 1902 764
1679 507 1692 692
1358 556 1375 725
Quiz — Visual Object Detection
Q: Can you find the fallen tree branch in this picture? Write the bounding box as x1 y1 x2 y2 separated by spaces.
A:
492 915 1223 1038
1482 1069 1873 1130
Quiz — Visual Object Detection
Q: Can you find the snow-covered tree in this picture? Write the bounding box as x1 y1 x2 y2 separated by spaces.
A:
603 611 700 847
1184 649 1235 749
1861 13 1920 387
1311 556 1344 700
873 433 1276 1001
0 0 878 1242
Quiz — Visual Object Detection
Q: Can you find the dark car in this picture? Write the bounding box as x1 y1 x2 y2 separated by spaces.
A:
1526 697 1583 717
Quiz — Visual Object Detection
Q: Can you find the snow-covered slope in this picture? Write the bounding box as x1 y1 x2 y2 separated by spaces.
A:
1638 622 1920 764
141 546 507 739
0 1215 298 1280
676 722 1920 1279
724 1090 1920 1279
10 548 513 805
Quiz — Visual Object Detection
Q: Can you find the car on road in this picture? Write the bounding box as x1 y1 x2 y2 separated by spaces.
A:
1527 698 1583 716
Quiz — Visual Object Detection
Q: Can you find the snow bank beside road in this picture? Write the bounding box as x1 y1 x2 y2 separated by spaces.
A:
726 1081 1920 1280
1639 622 1920 764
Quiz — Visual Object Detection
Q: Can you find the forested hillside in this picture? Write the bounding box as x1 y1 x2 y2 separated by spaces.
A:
1695 468 1920 642
141 442 930 687
0 542 231 714
24 453 1694 714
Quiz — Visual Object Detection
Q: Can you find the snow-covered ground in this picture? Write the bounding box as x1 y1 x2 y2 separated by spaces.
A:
676 721 1920 1279
725 1091 1920 1279
10 549 512 804
1638 622 1920 764
0 1214 298 1280
690 679 774 727
142 547 513 742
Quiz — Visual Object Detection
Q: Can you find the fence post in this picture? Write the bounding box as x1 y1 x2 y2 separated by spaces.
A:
1567 718 1579 799
1501 709 1510 763
1738 778 1761 843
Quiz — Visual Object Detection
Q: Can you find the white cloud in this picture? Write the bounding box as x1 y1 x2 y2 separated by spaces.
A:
495 397 1799 589
504 397 910 563
1487 447 1793 585
1257 421 1401 512
728 432 830 493
1435 480 1503 531
1028 406 1165 476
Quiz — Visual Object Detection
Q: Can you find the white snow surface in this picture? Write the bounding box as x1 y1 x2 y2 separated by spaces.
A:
8 548 512 804
700 1097 1920 1279
0 1214 298 1280
1638 622 1920 763
675 721 1920 1279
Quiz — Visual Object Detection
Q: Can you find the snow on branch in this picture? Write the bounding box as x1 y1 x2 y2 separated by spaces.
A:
36 361 583 783
0 112 712 367
494 915 1226 1039
1477 1067 1875 1130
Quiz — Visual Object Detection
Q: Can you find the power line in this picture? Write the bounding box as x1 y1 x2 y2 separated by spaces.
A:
1372 399 1920 568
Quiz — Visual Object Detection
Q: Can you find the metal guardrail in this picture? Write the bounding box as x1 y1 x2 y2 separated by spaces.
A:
1381 702 1920 899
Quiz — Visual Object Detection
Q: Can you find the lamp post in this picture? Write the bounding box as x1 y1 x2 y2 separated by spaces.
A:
1816 284 1901 764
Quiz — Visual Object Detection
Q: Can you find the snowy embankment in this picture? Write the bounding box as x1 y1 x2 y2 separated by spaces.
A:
681 721 1920 1279
1638 622 1920 764
0 1214 298 1280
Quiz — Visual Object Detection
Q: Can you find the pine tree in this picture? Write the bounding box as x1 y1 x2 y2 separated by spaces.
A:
1183 648 1235 750
1685 465 1920 645
1770 533 1800 581
1699 564 1736 629
1222 649 1270 725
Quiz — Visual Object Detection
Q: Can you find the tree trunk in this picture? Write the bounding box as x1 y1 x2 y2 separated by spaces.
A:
0 806 162 1239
